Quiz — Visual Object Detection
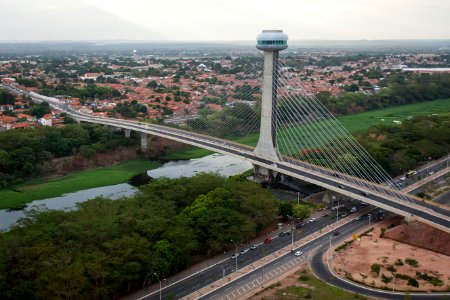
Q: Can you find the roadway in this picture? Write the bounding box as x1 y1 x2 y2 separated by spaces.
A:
134 199 363 300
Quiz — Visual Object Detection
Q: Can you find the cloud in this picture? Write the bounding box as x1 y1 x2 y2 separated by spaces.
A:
0 0 449 41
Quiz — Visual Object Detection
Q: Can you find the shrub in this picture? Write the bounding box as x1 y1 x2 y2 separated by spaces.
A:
386 265 397 272
407 278 419 288
405 258 419 267
381 273 393 284
380 227 386 238
370 263 381 277
394 259 404 266
395 273 411 281
416 271 443 286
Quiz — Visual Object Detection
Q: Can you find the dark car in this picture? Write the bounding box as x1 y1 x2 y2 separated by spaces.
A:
333 231 340 236
332 173 340 178
263 238 272 244
361 192 369 196
279 231 290 237
338 185 344 189
295 223 302 229
322 213 329 218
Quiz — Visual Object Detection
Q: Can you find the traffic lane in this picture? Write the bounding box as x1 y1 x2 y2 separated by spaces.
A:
200 216 368 299
145 212 348 300
275 162 450 227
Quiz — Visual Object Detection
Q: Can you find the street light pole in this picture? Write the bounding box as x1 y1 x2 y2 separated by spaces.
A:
336 200 340 222
368 214 372 227
230 239 238 272
153 272 161 300
393 272 396 292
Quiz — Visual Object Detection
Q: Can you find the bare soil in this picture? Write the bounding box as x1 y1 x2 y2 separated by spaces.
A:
384 219 450 256
332 216 450 292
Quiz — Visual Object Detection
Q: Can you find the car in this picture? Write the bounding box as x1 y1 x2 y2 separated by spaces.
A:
294 251 303 256
332 173 340 178
333 231 340 236
340 213 348 218
350 207 357 213
428 171 435 175
399 176 406 181
295 224 302 229
250 244 258 250
360 202 368 207
240 249 249 255
279 231 291 237
230 253 239 259
322 213 329 218
354 216 362 221
361 192 369 196
263 238 272 244
338 185 344 189
308 217 317 223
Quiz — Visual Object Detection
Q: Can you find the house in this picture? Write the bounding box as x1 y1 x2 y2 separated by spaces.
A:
39 114 52 126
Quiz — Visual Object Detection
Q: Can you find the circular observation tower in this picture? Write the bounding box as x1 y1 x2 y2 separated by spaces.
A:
256 30 288 51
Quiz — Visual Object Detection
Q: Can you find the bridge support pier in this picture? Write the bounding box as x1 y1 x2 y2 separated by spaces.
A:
253 164 279 182
140 133 148 152
124 129 131 138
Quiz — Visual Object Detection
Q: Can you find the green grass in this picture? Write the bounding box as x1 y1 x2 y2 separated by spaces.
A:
270 270 366 300
337 98 450 133
159 147 214 160
0 158 160 209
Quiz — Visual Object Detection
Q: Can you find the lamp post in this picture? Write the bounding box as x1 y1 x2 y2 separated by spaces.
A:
230 239 238 272
368 214 372 227
336 200 340 222
392 272 396 292
153 272 162 300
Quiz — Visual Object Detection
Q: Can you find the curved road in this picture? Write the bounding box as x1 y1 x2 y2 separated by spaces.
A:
310 229 450 300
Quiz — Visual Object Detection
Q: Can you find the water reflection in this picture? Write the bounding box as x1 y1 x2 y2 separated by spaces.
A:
0 154 251 231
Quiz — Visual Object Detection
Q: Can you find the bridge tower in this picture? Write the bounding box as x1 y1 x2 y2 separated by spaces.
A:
254 30 288 179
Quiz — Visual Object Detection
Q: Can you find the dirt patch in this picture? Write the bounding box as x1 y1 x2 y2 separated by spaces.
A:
332 216 450 292
384 220 450 256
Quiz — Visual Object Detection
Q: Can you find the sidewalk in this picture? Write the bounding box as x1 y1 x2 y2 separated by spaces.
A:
182 207 373 299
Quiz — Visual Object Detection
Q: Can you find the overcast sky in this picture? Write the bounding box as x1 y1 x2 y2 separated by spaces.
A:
1 0 449 41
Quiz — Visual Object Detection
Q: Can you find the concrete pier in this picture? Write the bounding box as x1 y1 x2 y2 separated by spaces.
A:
140 133 148 152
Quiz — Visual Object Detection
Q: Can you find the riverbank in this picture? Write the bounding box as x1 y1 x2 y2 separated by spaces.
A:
0 158 160 210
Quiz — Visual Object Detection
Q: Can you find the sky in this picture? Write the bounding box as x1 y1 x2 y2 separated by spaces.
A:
0 0 449 41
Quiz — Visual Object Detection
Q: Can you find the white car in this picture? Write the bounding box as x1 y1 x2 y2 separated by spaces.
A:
428 171 434 175
308 217 316 223
399 176 406 181
294 251 303 256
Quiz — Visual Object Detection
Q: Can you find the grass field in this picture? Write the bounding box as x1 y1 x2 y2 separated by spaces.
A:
0 159 160 209
161 98 450 159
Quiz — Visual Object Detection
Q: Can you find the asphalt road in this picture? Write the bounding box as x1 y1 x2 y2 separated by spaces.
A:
137 200 362 300
200 212 374 299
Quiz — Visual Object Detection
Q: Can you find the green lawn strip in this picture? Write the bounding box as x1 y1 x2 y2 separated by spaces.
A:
274 271 366 300
0 159 160 209
162 98 450 159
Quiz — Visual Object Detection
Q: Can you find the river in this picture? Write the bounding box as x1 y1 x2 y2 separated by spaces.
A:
0 154 251 231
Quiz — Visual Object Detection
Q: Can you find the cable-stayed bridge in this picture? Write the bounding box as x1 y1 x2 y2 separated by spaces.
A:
2 30 449 233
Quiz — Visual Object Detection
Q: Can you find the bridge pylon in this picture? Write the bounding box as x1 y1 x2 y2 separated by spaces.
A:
253 30 288 180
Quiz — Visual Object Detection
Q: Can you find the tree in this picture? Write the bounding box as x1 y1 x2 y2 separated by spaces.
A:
292 204 311 220
370 263 381 277
278 202 293 221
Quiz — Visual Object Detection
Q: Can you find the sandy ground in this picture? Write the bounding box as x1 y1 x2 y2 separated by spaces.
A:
331 217 450 292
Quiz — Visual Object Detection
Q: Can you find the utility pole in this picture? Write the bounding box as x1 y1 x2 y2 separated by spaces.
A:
368 214 372 227
297 191 300 204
